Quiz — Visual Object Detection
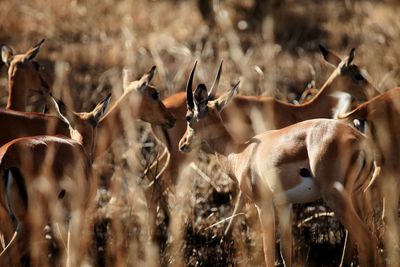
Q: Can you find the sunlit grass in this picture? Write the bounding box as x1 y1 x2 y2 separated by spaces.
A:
0 0 399 266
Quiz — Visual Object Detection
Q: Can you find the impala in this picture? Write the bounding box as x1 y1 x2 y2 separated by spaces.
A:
340 87 400 265
178 64 381 266
0 94 111 267
93 65 176 158
0 94 107 158
1 39 50 111
149 46 380 239
0 65 174 159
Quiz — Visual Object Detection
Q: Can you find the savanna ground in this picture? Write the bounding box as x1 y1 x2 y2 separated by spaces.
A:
1 0 400 266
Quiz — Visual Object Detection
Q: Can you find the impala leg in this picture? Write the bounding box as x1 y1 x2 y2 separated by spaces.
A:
324 185 379 267
340 229 357 267
5 167 32 263
276 203 293 267
257 202 276 267
0 204 21 267
340 188 375 267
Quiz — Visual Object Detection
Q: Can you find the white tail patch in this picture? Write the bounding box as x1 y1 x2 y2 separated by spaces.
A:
331 91 352 119
274 174 320 205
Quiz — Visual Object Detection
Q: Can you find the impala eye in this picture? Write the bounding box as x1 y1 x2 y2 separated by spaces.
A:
32 61 40 71
186 115 192 123
150 91 159 100
354 74 364 81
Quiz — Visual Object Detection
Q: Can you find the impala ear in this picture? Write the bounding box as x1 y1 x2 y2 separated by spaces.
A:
1 44 14 67
208 60 223 100
138 66 156 92
194 84 209 107
24 39 45 63
319 44 341 67
122 67 133 92
91 93 112 124
49 95 71 126
214 81 239 112
346 48 355 66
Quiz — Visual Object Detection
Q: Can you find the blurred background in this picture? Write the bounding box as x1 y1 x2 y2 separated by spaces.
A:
2 0 399 110
1 0 399 266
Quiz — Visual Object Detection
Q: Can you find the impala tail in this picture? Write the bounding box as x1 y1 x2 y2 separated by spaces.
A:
5 168 28 221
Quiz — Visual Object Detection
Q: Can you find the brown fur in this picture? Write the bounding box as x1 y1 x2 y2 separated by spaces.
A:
0 95 110 266
93 66 176 158
1 39 49 111
340 87 400 264
179 84 380 266
149 49 380 241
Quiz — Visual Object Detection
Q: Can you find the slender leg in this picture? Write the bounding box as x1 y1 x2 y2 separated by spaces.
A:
257 202 276 267
323 185 380 267
340 188 374 267
276 203 293 267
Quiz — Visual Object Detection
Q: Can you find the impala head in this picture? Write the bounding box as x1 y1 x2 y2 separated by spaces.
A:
51 93 111 157
319 45 380 102
179 61 239 153
1 39 50 110
122 66 176 128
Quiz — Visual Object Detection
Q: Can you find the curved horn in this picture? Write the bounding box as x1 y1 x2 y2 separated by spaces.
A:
186 61 197 109
208 60 223 99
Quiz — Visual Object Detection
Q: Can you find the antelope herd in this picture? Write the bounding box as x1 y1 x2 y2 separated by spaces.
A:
0 39 398 267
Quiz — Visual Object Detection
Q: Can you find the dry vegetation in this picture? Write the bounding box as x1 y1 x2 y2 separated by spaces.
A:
1 0 400 266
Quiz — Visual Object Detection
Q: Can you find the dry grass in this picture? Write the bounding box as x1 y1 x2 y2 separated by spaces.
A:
1 0 400 266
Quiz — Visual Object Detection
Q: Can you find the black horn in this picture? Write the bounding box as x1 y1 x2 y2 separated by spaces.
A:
186 61 197 109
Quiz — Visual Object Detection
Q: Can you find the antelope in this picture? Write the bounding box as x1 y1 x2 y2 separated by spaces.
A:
1 39 50 111
86 65 175 245
149 46 380 239
93 65 176 158
339 87 400 265
0 65 174 158
178 64 381 267
0 94 111 267
0 94 109 158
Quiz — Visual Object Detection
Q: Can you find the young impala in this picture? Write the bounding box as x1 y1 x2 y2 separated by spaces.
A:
340 87 400 265
0 94 111 267
93 65 176 158
1 39 50 111
149 46 380 240
178 63 381 267
0 65 174 158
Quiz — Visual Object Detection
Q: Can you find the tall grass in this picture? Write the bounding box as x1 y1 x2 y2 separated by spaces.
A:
0 0 399 266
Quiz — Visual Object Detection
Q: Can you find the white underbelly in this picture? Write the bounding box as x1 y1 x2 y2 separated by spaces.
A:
273 176 320 205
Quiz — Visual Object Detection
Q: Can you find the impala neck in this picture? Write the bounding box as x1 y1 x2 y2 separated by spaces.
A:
316 68 341 97
6 79 27 111
94 91 139 158
200 113 246 176
295 70 341 119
